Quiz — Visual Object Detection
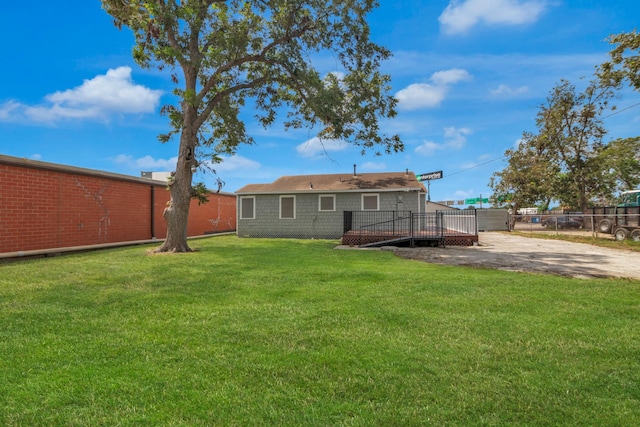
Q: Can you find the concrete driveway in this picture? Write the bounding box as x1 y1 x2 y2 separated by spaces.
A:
392 232 640 280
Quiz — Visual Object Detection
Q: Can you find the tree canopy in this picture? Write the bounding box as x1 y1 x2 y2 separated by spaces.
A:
102 0 402 252
488 132 559 213
489 79 640 211
598 29 640 91
492 29 640 212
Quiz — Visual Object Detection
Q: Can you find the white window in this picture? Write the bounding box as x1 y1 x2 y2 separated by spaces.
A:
318 194 336 212
280 195 296 219
240 196 255 219
362 194 379 211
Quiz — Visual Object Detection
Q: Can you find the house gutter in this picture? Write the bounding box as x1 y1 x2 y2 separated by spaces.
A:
235 187 423 196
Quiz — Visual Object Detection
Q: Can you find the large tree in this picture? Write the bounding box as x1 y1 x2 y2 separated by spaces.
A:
595 29 640 200
490 79 616 212
537 79 614 211
102 0 402 252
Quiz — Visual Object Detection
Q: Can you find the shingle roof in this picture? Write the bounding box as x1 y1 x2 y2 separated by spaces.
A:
236 171 426 194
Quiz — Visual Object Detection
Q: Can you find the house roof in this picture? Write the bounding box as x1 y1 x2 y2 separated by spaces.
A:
236 171 426 194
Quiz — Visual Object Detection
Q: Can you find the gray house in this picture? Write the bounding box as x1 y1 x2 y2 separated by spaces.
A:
236 171 426 239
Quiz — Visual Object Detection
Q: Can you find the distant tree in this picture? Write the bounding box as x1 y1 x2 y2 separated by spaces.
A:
595 137 640 202
490 79 618 212
489 132 558 213
102 0 402 252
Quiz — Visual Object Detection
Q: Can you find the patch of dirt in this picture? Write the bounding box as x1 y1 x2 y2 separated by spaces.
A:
391 232 640 280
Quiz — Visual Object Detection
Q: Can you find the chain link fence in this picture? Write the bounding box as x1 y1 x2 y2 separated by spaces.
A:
511 213 640 241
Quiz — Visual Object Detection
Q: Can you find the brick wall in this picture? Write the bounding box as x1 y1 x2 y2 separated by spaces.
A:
0 155 236 254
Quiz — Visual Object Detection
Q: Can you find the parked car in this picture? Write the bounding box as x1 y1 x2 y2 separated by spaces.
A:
542 215 583 229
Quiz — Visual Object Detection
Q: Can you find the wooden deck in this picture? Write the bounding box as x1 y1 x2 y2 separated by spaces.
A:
342 210 478 247
341 229 478 247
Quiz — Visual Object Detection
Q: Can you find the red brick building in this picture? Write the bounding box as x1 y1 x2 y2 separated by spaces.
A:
0 155 236 255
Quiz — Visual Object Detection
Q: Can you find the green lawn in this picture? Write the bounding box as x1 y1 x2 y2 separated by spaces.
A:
1 236 639 426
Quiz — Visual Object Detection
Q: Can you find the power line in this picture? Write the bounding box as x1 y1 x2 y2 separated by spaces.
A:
601 101 640 120
442 99 640 179
446 155 505 178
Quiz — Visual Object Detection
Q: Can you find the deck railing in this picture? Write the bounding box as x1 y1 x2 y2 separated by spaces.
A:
343 210 412 235
343 210 478 246
410 211 477 237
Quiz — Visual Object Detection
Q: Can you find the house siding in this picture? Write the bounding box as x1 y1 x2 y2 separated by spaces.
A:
237 190 423 239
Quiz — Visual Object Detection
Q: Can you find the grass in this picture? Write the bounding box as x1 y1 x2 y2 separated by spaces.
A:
1 235 639 426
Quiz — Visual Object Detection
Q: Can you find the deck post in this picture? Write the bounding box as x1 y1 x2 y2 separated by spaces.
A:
410 212 414 247
393 210 396 235
438 211 445 248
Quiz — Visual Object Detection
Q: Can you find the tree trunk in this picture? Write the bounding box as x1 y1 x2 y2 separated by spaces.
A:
155 131 196 253
154 63 199 253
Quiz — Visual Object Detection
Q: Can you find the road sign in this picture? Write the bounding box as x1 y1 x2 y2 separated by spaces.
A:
417 170 443 181
464 197 489 204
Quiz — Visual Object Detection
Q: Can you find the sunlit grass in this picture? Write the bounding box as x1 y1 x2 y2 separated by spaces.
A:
1 236 639 426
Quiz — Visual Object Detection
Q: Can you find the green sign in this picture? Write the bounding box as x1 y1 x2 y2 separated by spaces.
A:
464 197 489 204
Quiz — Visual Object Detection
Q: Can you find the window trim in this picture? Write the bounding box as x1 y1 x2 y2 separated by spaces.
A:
239 196 255 220
318 194 336 212
361 193 380 211
279 195 296 219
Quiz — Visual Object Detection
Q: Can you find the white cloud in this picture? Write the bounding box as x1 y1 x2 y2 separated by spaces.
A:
0 101 20 121
113 154 178 171
415 126 472 156
430 69 472 85
396 68 471 111
296 137 348 158
439 0 549 35
361 162 387 171
443 126 472 149
396 84 447 110
415 141 442 156
30 153 42 160
490 84 529 97
47 67 161 113
0 67 162 124
25 104 101 122
213 155 261 173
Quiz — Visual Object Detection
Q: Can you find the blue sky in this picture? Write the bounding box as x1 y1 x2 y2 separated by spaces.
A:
2 1 640 204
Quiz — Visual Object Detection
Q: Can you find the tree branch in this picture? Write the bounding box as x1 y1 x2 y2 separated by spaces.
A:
196 17 315 104
195 77 269 129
